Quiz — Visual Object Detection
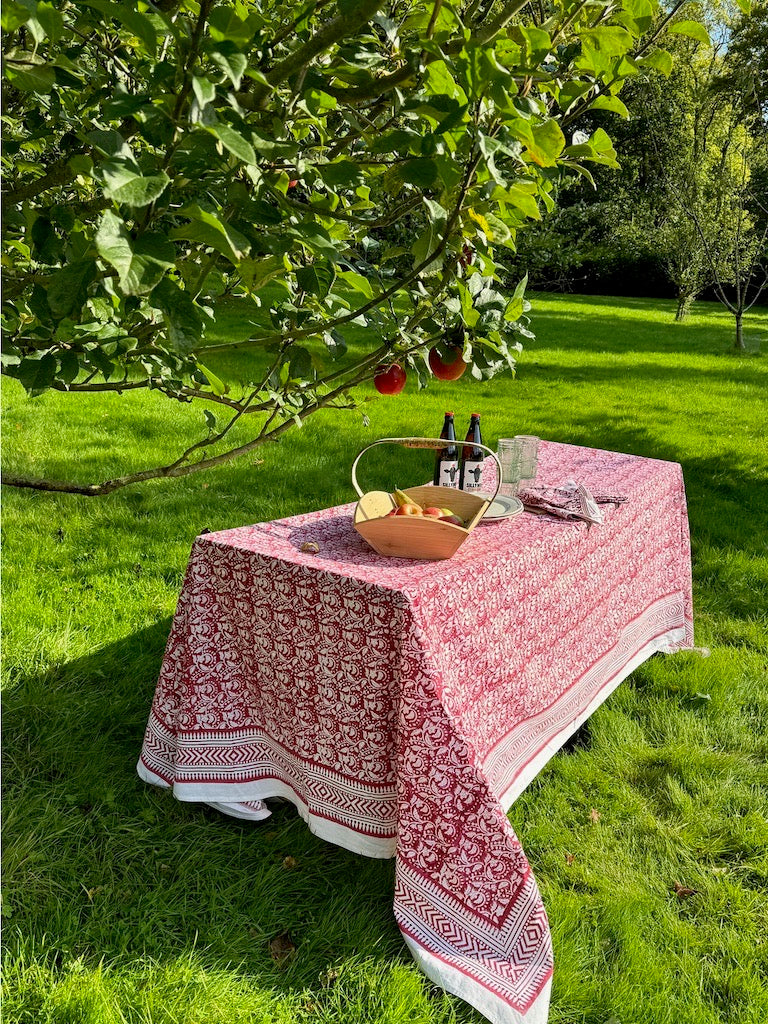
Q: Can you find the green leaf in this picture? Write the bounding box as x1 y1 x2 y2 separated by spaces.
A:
667 21 710 46
209 47 248 89
555 82 592 115
208 6 262 47
47 260 97 319
296 260 336 299
423 59 467 103
506 117 535 149
519 26 552 65
562 161 596 187
288 346 313 381
591 127 615 154
95 211 175 296
323 329 347 360
526 119 566 167
456 280 480 329
616 0 654 34
68 154 94 178
80 1 158 55
192 76 217 108
35 3 64 42
250 130 298 159
2 1 33 32
412 202 445 273
483 212 513 244
88 129 133 158
504 274 528 321
337 270 374 299
16 352 57 394
57 349 81 384
97 156 170 207
170 204 251 264
399 158 439 188
511 273 528 304
239 254 289 292
288 222 337 259
4 61 56 93
84 346 116 381
305 88 338 115
205 123 257 165
580 26 634 58
639 49 673 76
152 278 205 354
196 362 228 397
370 129 421 155
506 185 540 220
590 95 630 118
318 161 363 187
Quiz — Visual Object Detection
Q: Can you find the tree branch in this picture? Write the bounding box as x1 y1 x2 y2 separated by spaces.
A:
250 0 386 107
2 153 85 211
474 0 530 46
1 361 376 496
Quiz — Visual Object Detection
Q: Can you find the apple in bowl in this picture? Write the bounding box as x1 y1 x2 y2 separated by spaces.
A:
395 503 423 516
439 513 464 527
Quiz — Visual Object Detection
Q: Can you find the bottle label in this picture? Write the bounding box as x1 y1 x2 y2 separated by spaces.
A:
462 460 484 491
438 461 459 487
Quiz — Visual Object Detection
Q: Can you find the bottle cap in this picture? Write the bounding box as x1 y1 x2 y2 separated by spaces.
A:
471 412 480 418
445 411 454 416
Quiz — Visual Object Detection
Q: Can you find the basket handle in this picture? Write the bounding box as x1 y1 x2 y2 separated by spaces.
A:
351 436 502 503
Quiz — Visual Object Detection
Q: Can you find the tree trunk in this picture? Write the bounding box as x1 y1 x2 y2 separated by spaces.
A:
675 291 694 321
734 312 745 351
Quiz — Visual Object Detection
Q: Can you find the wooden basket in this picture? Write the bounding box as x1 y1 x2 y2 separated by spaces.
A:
351 437 501 560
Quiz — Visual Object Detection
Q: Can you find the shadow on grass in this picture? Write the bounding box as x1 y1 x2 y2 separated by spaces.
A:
1 620 401 992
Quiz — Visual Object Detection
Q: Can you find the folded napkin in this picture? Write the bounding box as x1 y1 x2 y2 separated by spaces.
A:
518 479 627 524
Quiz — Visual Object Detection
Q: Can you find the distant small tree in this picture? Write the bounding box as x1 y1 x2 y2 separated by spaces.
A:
678 149 768 349
658 7 768 342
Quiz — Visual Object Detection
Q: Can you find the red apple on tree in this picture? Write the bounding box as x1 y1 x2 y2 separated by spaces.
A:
428 344 467 381
374 363 407 395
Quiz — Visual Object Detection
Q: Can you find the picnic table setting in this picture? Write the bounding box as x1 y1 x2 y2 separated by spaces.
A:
138 422 694 1024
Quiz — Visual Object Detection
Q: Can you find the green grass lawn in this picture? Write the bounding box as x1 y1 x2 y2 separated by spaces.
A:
2 294 767 1024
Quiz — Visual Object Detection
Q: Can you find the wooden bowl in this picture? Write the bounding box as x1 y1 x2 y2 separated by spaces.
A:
354 485 490 560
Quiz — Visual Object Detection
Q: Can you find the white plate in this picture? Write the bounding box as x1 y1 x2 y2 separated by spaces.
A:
481 495 524 522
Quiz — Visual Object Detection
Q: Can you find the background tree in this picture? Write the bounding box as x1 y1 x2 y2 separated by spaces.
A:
505 0 764 324
2 0 699 494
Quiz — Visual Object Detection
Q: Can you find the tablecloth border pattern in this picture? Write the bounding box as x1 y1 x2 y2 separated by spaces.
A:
484 593 688 807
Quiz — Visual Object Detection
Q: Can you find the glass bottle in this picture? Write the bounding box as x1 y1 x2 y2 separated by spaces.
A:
433 411 459 488
460 413 484 491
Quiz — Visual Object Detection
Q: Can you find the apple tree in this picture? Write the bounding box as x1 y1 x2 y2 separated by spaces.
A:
2 0 699 494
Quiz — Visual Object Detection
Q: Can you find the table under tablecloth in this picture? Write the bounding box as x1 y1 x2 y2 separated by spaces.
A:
138 441 693 1024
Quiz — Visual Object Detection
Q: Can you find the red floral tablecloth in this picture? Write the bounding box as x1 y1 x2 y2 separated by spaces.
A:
138 441 693 1024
